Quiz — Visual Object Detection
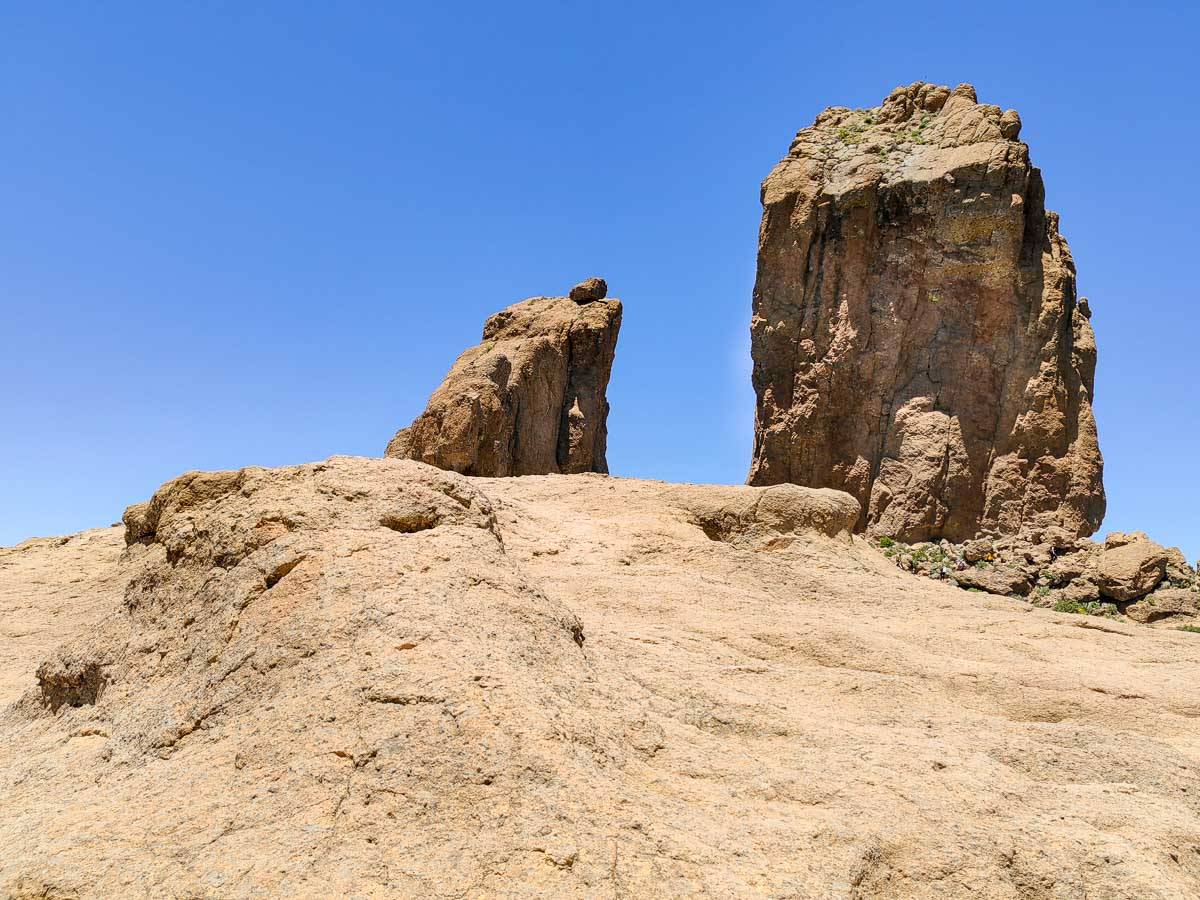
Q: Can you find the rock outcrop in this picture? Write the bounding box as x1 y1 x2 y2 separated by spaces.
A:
6 459 1200 897
386 281 621 476
748 82 1105 543
874 529 1198 623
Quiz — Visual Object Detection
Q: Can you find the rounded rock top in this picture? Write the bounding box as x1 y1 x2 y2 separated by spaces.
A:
569 277 608 303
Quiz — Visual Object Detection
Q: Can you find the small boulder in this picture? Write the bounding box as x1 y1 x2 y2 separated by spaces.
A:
569 277 608 304
1097 538 1168 601
1044 543 1101 585
953 564 1032 597
961 538 993 564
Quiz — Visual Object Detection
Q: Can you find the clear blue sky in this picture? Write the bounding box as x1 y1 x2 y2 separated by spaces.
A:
2 2 1196 562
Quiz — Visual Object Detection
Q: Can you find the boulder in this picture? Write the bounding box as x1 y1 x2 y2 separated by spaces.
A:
386 288 621 476
747 82 1104 543
1097 538 1169 601
1059 578 1102 605
953 564 1032 597
568 277 608 303
1044 542 1101 585
961 538 994 564
1165 546 1195 585
1104 531 1149 550
1124 588 1200 624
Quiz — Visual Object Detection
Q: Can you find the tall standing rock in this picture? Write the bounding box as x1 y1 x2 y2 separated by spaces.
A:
748 82 1105 543
386 282 621 476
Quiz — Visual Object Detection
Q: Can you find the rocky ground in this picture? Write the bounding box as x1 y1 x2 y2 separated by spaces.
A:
874 531 1198 627
3 457 1200 897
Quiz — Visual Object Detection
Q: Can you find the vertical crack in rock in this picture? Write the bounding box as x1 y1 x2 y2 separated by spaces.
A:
386 280 621 477
748 81 1105 543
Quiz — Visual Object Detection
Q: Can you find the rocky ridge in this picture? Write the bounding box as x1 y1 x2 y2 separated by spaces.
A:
4 458 1200 897
748 82 1104 544
386 279 621 476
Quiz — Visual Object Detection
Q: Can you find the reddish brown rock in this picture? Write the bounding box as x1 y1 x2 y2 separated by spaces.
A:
747 82 1104 543
568 277 608 303
386 288 621 476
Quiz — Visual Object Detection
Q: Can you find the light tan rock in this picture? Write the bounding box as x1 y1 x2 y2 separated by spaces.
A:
1097 537 1169 601
748 82 1104 543
1044 542 1101 585
1124 588 1200 624
952 563 1031 596
386 290 621 476
1104 530 1149 550
4 458 1200 897
1059 577 1102 605
1165 546 1195 585
960 538 994 563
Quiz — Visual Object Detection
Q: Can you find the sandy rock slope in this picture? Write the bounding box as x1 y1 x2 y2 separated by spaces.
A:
2 457 1199 898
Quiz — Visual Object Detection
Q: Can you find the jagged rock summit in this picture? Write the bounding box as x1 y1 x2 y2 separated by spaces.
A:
386 280 621 476
748 82 1104 544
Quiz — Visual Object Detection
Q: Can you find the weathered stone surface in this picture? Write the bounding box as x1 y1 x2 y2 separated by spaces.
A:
1125 588 1200 624
5 458 1200 897
1165 546 1195 585
386 291 621 476
1097 537 1169 601
1104 531 1148 550
748 81 1105 543
952 563 1031 596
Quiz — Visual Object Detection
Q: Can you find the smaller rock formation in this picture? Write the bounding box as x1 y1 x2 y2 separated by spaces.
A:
874 530 1198 625
386 281 621 476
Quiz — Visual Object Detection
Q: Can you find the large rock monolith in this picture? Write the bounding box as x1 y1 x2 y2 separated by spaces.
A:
748 82 1105 542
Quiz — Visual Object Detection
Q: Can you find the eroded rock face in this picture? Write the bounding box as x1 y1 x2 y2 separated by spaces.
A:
386 284 621 476
748 81 1105 543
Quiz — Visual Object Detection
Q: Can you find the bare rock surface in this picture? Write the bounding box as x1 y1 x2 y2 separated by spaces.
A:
386 287 621 476
0 528 125 707
4 457 1200 896
1126 588 1200 625
1097 537 1171 601
748 81 1104 543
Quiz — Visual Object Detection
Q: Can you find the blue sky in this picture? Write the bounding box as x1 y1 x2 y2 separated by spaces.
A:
2 2 1196 561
